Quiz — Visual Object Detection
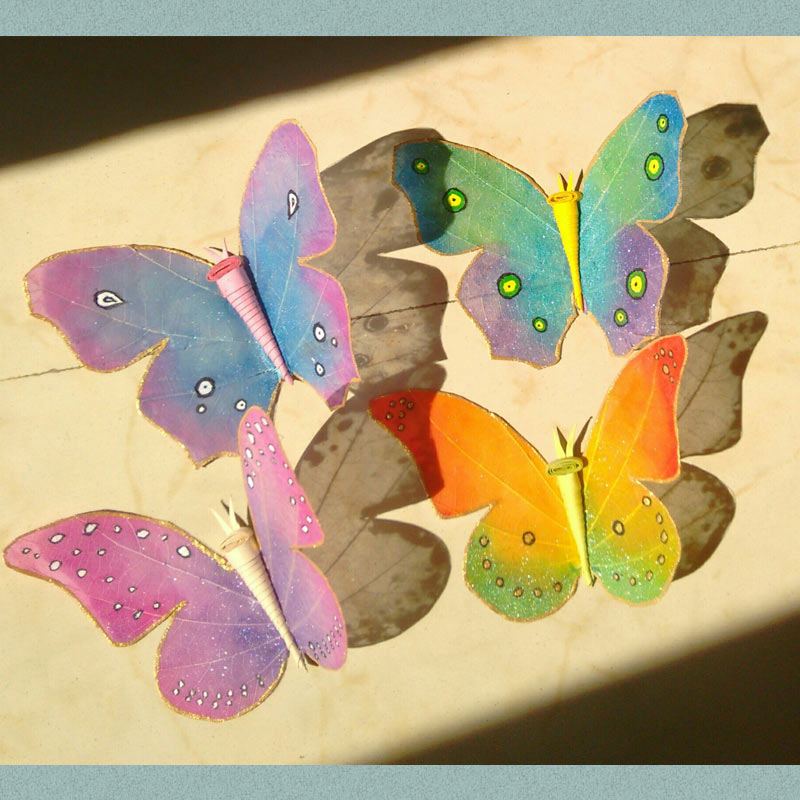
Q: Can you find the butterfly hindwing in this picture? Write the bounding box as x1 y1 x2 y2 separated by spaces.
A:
26 246 280 465
239 407 347 668
580 92 686 355
370 391 580 619
583 336 686 601
394 140 575 367
240 121 358 408
4 512 288 720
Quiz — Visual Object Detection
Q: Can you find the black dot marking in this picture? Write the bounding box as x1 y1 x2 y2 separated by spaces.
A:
83 523 98 535
645 152 664 181
657 113 669 132
443 187 467 213
235 399 247 412
642 496 652 507
315 362 325 377
136 529 150 539
479 535 489 547
629 577 637 586
397 424 405 432
196 404 206 414
94 290 125 308
656 513 664 524
522 531 535 546
660 531 668 543
77 568 87 578
48 560 61 571
313 323 326 342
553 582 562 592
49 533 65 543
646 571 654 581
287 190 299 219
114 603 122 611
495 577 504 587
96 549 106 556
21 547 31 554
613 572 620 581
177 545 191 558
513 587 524 597
482 559 491 570
497 273 522 299
612 520 625 535
657 554 666 565
533 588 543 598
195 378 215 397
407 401 415 410
385 412 393 420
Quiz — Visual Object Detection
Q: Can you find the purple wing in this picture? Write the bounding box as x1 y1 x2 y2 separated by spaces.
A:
239 407 347 669
4 513 287 721
25 246 280 465
240 121 359 408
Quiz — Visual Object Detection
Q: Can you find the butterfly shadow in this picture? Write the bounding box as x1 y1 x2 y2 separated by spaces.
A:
649 311 768 579
651 103 769 334
296 129 454 647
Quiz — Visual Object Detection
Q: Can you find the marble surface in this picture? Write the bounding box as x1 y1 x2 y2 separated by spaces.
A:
1 37 798 763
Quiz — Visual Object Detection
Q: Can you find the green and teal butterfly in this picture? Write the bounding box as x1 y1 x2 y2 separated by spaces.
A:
394 92 686 367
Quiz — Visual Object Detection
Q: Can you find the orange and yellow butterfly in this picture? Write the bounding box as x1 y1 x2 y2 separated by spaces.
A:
369 336 686 620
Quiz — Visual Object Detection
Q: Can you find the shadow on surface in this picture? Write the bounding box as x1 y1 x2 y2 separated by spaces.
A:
390 609 800 763
0 37 478 166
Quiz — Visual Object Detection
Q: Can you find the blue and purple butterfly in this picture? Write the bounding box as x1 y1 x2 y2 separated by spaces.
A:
393 92 686 367
26 121 359 465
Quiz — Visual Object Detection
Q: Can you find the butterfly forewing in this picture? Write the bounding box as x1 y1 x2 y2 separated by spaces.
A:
240 121 358 408
580 92 686 355
25 245 280 465
394 140 575 367
4 513 287 720
370 390 580 619
583 336 686 601
238 407 347 668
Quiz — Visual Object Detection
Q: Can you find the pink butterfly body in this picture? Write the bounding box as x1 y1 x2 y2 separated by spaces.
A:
4 407 346 721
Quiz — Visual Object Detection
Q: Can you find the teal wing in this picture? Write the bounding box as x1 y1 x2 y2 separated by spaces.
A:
394 140 574 367
580 92 686 355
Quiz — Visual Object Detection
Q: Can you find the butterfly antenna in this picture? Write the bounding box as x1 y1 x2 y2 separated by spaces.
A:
558 172 568 192
553 427 566 459
222 238 230 258
210 506 236 535
574 169 584 192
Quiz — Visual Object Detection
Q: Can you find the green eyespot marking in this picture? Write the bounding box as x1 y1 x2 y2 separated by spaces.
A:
626 269 647 299
412 158 429 174
614 308 629 327
443 188 467 213
645 152 664 181
532 316 547 332
497 273 522 299
657 114 669 132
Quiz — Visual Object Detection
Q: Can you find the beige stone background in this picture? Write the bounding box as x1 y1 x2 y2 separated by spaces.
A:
1 37 798 763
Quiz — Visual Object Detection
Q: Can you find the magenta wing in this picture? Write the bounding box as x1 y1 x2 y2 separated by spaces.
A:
239 406 347 669
4 512 288 720
240 121 359 408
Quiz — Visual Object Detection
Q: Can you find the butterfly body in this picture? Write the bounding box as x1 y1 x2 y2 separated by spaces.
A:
370 336 686 620
4 407 346 720
26 121 359 465
394 92 686 367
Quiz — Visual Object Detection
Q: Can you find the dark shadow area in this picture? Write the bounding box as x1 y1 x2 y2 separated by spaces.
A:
650 311 767 579
298 130 452 646
0 37 478 167
390 609 800 763
652 103 768 334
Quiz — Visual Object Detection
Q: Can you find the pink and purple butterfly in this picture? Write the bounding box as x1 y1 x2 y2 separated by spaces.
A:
4 406 347 721
25 121 359 466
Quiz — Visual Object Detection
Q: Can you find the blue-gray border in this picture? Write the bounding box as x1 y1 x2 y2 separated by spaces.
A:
0 0 798 34
0 766 799 797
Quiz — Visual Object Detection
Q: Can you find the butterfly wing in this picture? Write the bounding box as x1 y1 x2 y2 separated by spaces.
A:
370 390 580 619
580 92 685 355
4 513 288 720
239 407 346 668
583 336 686 601
240 121 358 408
394 140 575 367
26 245 279 465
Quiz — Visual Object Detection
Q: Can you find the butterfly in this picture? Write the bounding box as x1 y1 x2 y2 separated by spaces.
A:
4 406 347 721
394 92 686 368
25 120 359 466
369 336 686 619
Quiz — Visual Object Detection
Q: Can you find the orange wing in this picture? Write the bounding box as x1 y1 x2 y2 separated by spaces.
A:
370 391 580 619
584 336 686 602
